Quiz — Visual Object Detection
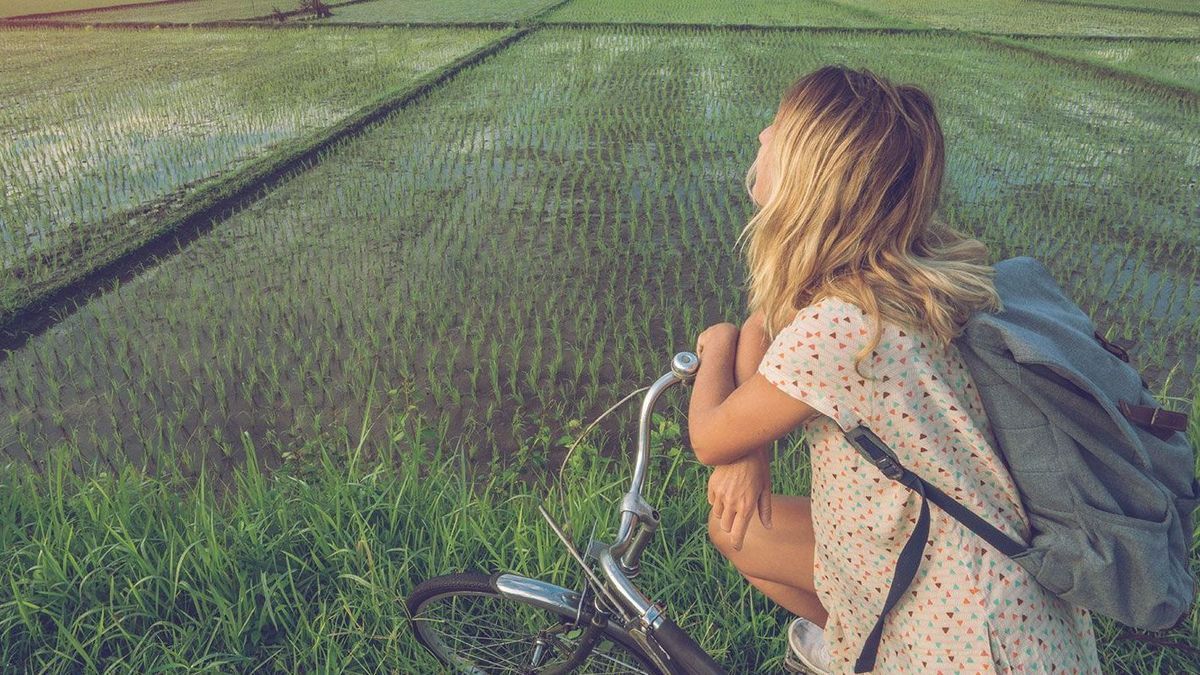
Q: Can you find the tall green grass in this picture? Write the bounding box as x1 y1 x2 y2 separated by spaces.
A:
1 395 1197 671
0 399 807 672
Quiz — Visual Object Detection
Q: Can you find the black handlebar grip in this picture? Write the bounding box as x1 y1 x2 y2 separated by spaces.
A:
650 617 726 675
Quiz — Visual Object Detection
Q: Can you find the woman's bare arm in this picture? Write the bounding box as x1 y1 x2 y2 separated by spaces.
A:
734 311 773 462
688 313 819 466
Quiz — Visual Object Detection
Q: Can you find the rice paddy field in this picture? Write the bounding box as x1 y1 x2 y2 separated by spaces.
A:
4 0 285 21
1035 0 1200 15
1 0 1198 672
829 0 1200 36
308 0 565 25
1011 36 1200 90
0 0 161 18
542 0 910 27
20 0 389 24
20 0 296 23
0 25 503 323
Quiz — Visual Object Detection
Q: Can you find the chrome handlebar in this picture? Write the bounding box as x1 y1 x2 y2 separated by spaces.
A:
613 351 699 553
591 351 699 629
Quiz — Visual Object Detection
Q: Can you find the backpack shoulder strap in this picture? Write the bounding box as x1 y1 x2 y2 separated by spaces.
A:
841 425 1028 673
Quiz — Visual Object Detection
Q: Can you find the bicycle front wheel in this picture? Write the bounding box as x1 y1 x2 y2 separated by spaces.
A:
407 572 660 674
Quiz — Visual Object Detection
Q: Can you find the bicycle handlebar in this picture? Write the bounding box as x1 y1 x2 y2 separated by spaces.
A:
612 351 699 556
592 352 727 663
650 615 727 675
579 351 728 673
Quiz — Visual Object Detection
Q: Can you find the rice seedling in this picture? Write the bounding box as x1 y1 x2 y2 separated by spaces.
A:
0 25 503 322
544 0 910 27
829 0 1200 36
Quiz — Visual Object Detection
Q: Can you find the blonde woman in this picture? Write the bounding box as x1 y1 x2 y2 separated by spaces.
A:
686 66 1102 673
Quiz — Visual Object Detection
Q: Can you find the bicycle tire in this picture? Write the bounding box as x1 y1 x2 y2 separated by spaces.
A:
406 571 661 674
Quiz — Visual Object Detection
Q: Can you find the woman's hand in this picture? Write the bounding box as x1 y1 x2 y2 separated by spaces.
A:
708 450 773 551
695 322 739 362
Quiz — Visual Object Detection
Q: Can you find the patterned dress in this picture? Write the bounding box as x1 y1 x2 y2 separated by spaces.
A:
757 294 1102 674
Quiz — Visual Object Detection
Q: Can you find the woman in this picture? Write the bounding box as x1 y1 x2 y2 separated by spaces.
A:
686 65 1101 673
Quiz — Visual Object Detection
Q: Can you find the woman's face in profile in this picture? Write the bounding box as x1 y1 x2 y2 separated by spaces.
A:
752 119 777 207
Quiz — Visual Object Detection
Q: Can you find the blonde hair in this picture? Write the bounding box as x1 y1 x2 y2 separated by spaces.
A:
737 65 1002 379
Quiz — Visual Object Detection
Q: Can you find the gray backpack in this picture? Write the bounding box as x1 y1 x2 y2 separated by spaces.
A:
842 256 1199 673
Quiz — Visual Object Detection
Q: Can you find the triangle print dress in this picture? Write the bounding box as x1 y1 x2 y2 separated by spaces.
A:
756 294 1102 674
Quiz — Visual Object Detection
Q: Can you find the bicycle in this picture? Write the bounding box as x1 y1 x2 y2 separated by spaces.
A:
405 350 732 674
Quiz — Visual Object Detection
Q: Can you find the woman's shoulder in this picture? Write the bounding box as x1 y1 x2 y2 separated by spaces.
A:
782 294 878 345
787 294 867 327
782 294 947 366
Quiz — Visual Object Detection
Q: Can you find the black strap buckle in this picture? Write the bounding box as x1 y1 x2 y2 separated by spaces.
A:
844 424 906 481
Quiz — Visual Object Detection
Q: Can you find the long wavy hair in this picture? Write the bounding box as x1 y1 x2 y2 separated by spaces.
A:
737 65 1002 379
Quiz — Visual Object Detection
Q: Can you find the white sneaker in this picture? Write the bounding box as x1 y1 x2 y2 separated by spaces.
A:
783 616 833 675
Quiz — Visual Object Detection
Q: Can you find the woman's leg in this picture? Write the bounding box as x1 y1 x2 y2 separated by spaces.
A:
708 494 828 627
705 312 828 627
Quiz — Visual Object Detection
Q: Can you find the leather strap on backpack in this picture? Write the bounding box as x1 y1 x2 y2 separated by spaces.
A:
1117 400 1189 440
1092 329 1188 437
842 425 1029 673
1093 330 1130 363
1093 330 1152 389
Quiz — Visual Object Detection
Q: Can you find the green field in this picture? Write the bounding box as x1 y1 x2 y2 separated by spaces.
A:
834 0 1200 35
4 26 1195 480
309 0 562 24
1013 36 1200 90
0 0 162 18
1032 0 1200 14
544 0 910 27
0 25 501 324
0 2 1197 672
19 0 322 22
